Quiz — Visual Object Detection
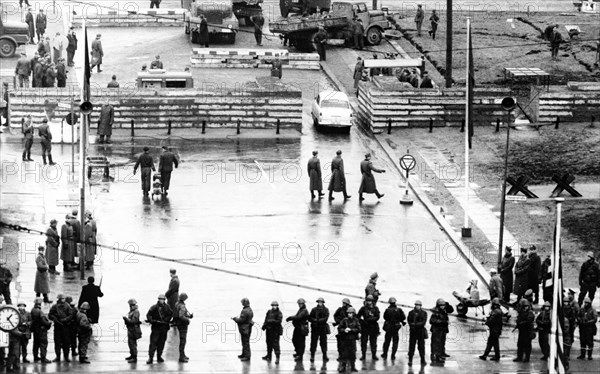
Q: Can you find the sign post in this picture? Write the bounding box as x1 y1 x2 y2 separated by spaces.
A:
399 152 416 205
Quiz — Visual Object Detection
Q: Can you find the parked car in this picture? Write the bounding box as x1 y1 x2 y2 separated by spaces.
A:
311 90 353 130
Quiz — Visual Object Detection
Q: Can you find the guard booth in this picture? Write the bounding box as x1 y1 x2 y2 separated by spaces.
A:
136 70 194 88
362 58 425 80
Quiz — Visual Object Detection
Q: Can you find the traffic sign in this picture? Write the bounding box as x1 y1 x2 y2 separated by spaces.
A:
506 195 527 202
399 154 416 171
57 102 73 110
56 200 79 207
64 113 79 125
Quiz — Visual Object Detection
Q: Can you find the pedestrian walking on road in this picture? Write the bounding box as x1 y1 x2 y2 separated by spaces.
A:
66 27 77 67
513 298 534 362
134 147 156 196
45 219 60 275
287 298 309 361
381 297 406 360
159 147 179 196
97 100 114 144
414 5 425 36
358 153 385 201
407 300 427 366
314 27 327 61
146 294 173 364
30 298 52 364
428 10 439 39
513 247 531 301
308 150 324 200
35 10 46 43
535 301 551 360
309 297 330 363
232 298 254 361
500 246 515 303
479 298 503 361
165 269 180 313
174 293 193 362
78 276 103 324
76 302 92 364
429 298 452 364
577 297 597 360
25 8 35 44
251 14 265 46
358 295 380 361
123 299 142 363
34 247 51 303
0 259 13 305
49 294 73 362
17 302 32 363
329 150 351 201
364 272 381 303
578 251 600 305
38 118 55 165
90 34 104 73
262 301 282 364
527 245 541 304
338 306 360 372
15 52 31 88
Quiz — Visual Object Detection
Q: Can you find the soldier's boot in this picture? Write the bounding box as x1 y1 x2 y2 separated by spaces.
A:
42 155 47 165
372 349 378 361
27 151 33 161
577 349 586 359
274 354 280 365
359 352 366 360
329 191 334 201
63 352 70 362
48 154 56 165
22 151 27 161
323 353 329 362
146 356 153 364
106 135 111 144
588 349 593 360
420 356 427 365
262 354 271 361
350 360 358 372
407 356 413 366
127 356 137 363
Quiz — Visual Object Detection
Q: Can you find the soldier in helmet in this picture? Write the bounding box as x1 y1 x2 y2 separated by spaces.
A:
30 297 51 363
48 294 73 362
365 273 381 303
357 294 380 361
232 298 254 361
338 306 360 372
488 269 503 301
536 301 552 360
429 298 453 363
76 302 92 363
64 296 78 359
513 298 534 362
479 298 503 361
577 297 597 360
309 297 330 362
123 298 142 363
7 303 26 372
262 301 283 364
174 293 193 362
146 294 173 364
333 298 352 360
16 302 32 363
578 251 600 305
562 292 577 369
381 297 406 360
407 300 427 366
286 298 309 361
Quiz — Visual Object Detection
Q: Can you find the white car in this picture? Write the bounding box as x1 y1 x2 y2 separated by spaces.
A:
311 90 353 130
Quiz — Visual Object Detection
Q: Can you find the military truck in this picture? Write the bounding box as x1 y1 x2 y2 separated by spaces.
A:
184 0 239 44
279 0 331 17
270 2 394 51
0 17 29 58
232 0 263 25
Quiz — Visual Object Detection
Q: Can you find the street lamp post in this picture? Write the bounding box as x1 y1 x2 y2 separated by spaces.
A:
497 97 516 269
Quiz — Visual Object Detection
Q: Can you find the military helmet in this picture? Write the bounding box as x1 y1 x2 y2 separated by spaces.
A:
524 289 533 297
519 298 530 306
128 299 137 306
179 293 188 301
414 300 422 306
297 298 306 304
366 295 374 301
436 298 446 305
583 297 591 304
342 298 351 305
316 297 325 303
17 302 26 307
158 294 166 300
80 302 90 310
370 272 378 279
271 301 279 306
388 297 397 304
347 307 356 314
34 297 43 305
56 293 65 300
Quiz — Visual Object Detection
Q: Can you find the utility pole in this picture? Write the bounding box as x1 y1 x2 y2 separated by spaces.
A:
445 0 453 88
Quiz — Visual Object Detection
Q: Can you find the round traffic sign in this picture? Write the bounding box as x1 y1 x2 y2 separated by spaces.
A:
399 154 416 171
64 113 79 125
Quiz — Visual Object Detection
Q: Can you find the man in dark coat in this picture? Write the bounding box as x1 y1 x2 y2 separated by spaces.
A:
60 215 74 271
150 0 161 8
352 18 364 50
577 297 597 360
358 153 385 201
286 298 309 361
420 71 434 88
66 28 77 67
328 150 350 201
78 276 104 324
262 301 283 364
381 297 405 360
15 52 32 88
527 245 541 304
428 10 440 39
333 298 352 361
479 298 503 361
358 295 380 361
353 57 363 90
97 101 114 143
68 209 81 268
540 255 553 303
308 297 329 362
34 246 51 303
536 301 551 360
307 150 324 199
124 299 142 363
513 299 534 362
578 251 600 305
338 306 360 372
38 117 55 166
251 14 265 46
19 113 34 162
314 27 327 61
158 146 179 195
35 9 46 42
174 293 193 362
199 15 209 48
90 34 103 73
49 294 73 362
32 56 43 87
429 298 451 363
500 246 515 303
407 300 427 366
45 219 60 274
30 297 52 363
133 147 155 196
0 259 13 305
513 247 531 301
56 58 66 88
64 297 78 358
25 8 35 44
165 268 180 312
76 302 92 363
232 298 254 361
107 75 120 88
44 62 56 88
414 4 425 36
550 27 563 61
146 294 172 364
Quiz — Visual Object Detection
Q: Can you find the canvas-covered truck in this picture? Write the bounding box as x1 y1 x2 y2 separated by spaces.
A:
232 0 263 25
270 2 394 51
0 17 29 58
184 0 239 44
